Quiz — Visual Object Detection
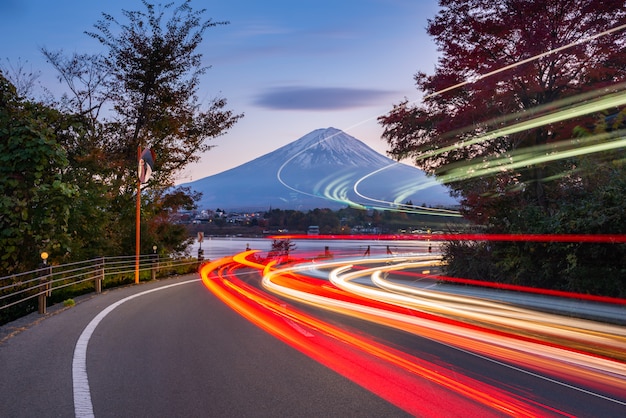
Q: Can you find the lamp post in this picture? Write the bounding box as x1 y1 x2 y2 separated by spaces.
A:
38 252 50 314
151 245 158 280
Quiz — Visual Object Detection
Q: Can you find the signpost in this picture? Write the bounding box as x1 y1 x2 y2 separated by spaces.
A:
135 147 156 284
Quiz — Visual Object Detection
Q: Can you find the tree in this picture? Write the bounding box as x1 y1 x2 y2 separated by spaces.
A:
0 58 41 99
143 187 200 255
269 239 296 260
0 73 76 274
83 0 242 189
443 114 626 297
379 0 626 220
42 0 243 255
379 0 626 295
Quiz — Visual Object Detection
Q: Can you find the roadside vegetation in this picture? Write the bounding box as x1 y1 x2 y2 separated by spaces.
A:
2 0 625 299
0 1 242 277
378 0 626 298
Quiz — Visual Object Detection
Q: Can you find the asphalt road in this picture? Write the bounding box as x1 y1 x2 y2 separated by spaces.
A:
2 268 625 417
0 274 408 417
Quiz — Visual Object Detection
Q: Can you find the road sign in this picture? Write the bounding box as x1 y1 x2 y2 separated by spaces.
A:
197 232 204 243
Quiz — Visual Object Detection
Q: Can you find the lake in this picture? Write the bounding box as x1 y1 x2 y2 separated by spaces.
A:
188 236 435 260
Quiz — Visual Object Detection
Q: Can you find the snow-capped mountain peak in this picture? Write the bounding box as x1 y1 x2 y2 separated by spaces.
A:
180 128 456 211
243 127 392 171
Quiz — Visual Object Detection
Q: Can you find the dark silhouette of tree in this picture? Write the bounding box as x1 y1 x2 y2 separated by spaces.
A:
269 239 296 259
41 0 243 256
82 0 243 191
0 58 41 99
379 0 626 220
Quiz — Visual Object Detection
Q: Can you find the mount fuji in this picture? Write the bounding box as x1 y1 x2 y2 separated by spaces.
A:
180 127 457 212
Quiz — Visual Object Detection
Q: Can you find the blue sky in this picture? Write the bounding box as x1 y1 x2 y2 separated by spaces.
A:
0 0 440 182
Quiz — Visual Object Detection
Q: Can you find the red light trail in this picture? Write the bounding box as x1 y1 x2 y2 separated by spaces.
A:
199 248 626 416
271 233 626 244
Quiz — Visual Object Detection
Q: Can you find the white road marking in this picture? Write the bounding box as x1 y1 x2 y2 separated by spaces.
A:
72 279 200 418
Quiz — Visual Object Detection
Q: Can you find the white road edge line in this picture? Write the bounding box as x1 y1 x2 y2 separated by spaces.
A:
72 278 200 418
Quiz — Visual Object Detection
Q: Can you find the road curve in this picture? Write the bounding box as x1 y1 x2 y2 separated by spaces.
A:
0 274 407 417
203 252 626 417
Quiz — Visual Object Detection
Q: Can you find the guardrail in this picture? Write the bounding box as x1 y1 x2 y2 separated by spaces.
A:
0 254 200 326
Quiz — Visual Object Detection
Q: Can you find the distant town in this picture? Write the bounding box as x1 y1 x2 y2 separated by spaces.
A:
178 205 467 237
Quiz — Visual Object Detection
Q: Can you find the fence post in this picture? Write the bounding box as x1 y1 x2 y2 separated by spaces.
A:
38 278 47 314
95 257 104 294
151 247 158 281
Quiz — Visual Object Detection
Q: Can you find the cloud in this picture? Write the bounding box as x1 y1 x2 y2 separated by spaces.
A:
253 86 397 110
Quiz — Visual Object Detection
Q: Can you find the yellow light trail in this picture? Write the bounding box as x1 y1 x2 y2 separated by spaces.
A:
440 129 626 183
352 163 462 216
260 255 626 400
201 250 626 413
202 254 542 416
423 88 626 169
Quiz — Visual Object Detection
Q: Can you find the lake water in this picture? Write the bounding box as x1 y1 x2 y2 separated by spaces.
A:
188 236 435 260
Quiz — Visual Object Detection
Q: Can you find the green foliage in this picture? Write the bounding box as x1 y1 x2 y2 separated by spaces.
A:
444 150 626 297
0 73 76 275
0 1 244 275
32 1 243 260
